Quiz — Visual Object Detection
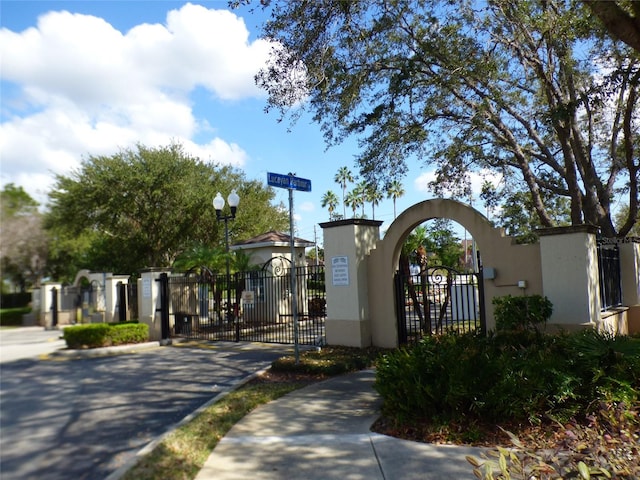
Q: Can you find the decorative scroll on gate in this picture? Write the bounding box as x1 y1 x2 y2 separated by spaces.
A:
395 252 486 344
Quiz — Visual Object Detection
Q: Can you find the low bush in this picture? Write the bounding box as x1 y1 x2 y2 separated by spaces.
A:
63 322 148 349
375 330 640 426
0 307 31 327
106 322 149 346
493 294 553 332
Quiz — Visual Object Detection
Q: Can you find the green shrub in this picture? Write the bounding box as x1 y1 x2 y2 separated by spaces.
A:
0 307 32 327
493 294 553 332
63 322 148 349
107 322 149 345
64 324 111 348
375 330 639 427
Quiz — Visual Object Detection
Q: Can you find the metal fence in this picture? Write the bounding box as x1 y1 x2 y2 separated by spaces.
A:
394 261 485 345
597 243 622 310
161 264 326 345
116 282 138 322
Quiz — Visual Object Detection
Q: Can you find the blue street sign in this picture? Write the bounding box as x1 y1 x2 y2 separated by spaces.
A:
267 172 312 192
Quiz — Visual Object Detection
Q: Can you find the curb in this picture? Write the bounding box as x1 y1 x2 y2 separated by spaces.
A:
48 341 163 360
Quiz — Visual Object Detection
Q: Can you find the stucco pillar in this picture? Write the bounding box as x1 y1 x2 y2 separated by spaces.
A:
538 225 600 329
620 240 640 333
105 274 129 323
320 219 383 347
138 268 171 341
41 282 61 328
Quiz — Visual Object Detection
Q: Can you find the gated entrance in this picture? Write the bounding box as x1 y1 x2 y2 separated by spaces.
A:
157 262 326 345
394 252 486 345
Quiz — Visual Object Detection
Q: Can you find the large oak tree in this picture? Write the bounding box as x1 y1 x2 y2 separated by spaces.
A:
249 0 639 237
45 143 288 277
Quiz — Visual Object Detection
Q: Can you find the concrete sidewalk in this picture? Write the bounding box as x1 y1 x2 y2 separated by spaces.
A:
195 370 488 480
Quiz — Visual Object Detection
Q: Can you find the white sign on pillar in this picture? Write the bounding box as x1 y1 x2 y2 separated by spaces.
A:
142 277 152 298
331 256 350 286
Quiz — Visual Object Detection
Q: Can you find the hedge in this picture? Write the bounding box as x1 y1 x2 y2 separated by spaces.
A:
63 322 149 349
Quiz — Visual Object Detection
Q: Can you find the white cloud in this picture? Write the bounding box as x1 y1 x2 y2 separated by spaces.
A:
414 169 503 200
0 4 270 202
414 171 437 194
298 201 315 212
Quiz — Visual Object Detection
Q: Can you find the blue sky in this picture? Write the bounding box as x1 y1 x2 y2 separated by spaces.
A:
0 1 495 245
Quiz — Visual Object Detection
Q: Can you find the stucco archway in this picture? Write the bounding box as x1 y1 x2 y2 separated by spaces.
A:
366 199 543 347
73 269 92 287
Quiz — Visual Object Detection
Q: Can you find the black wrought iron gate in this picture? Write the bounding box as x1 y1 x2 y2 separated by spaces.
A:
394 252 486 345
157 263 326 345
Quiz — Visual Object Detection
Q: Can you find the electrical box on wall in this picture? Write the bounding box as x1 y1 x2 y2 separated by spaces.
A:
518 280 527 289
484 267 496 279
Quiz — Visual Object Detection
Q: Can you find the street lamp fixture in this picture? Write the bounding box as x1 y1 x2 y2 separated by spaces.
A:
213 190 240 339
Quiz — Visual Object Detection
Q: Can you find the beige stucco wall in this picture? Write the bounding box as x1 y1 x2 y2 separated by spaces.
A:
41 282 61 327
538 226 600 328
619 241 640 335
620 242 640 306
138 269 171 341
321 219 382 347
104 274 129 323
367 199 543 348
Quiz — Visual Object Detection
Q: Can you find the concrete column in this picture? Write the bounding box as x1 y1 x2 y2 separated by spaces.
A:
619 240 640 333
41 282 61 328
105 274 130 323
138 268 171 341
319 219 382 347
538 225 600 329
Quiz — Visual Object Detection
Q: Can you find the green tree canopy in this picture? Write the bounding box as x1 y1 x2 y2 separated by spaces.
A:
481 181 572 242
45 143 288 277
423 219 464 269
252 0 639 238
0 183 39 221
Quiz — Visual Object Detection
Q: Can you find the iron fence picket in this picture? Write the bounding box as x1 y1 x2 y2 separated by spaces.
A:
597 243 622 310
165 265 326 345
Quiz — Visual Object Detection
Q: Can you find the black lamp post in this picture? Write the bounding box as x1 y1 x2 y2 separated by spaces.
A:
213 190 240 335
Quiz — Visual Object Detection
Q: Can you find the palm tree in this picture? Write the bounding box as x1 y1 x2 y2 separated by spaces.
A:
386 180 405 219
321 190 340 220
334 166 354 218
355 181 368 218
344 190 360 218
365 184 384 220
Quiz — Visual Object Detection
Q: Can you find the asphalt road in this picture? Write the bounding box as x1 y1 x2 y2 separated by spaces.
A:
0 331 293 480
0 327 66 363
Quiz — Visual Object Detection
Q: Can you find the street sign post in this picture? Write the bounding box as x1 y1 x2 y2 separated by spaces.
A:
267 172 312 192
266 172 312 364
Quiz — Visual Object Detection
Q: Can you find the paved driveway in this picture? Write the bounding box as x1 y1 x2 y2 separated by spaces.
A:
0 341 291 480
0 327 66 363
